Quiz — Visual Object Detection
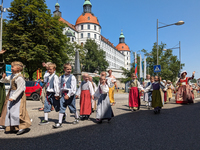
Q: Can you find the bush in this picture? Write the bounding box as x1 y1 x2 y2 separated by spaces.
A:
93 77 100 85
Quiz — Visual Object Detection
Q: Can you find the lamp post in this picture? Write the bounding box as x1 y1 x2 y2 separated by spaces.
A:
157 19 184 65
163 41 181 76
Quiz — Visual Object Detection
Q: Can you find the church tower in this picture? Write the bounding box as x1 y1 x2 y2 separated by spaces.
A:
53 2 62 17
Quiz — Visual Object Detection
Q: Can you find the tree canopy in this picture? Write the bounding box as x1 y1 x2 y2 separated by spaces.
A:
2 0 70 79
82 39 109 73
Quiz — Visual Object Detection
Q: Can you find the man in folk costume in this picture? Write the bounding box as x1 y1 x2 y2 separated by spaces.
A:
0 61 31 135
144 76 166 114
176 71 195 104
76 73 94 120
89 76 97 112
166 80 174 102
106 70 118 106
143 74 151 107
128 73 144 111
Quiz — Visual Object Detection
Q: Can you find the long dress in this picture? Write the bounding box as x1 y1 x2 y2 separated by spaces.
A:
145 82 166 109
106 76 116 104
0 73 31 131
76 81 94 116
94 84 114 120
176 76 194 104
128 80 143 110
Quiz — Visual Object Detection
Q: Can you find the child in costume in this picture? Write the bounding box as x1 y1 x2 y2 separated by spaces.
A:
39 63 60 125
89 76 97 112
176 71 195 104
144 76 166 114
106 70 118 106
166 80 174 102
128 73 144 111
53 63 79 128
143 74 151 107
0 61 31 135
76 73 94 120
94 76 114 123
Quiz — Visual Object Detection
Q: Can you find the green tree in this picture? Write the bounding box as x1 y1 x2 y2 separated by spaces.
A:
83 39 109 73
142 43 184 82
2 0 69 80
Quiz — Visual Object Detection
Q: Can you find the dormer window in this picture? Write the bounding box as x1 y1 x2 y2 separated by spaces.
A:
88 17 90 20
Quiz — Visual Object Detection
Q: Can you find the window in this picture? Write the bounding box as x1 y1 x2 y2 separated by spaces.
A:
127 52 128 55
72 38 74 42
127 62 128 65
88 17 90 20
94 25 96 30
88 24 90 29
94 34 96 39
88 33 90 38
81 25 83 30
81 33 83 38
127 57 128 60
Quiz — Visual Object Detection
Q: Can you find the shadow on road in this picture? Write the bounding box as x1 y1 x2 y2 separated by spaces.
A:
1 101 200 150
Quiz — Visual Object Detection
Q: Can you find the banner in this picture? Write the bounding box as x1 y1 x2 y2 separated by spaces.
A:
135 52 137 77
140 54 143 78
144 56 146 79
6 64 12 76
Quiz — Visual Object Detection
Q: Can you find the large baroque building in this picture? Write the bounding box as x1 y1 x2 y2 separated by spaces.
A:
53 0 131 77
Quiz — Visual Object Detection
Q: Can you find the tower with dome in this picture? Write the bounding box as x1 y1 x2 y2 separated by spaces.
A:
53 0 131 77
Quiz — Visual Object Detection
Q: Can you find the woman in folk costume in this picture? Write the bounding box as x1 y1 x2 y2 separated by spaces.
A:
162 80 168 103
76 73 94 120
192 83 198 98
0 61 31 135
128 73 144 111
143 74 151 107
144 76 166 114
166 80 174 102
94 76 114 123
89 76 97 112
106 70 118 106
176 71 195 104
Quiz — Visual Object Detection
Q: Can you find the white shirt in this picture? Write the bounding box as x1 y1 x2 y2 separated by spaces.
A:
43 71 50 83
127 80 144 90
91 81 97 92
94 84 109 100
76 81 94 96
106 76 116 88
59 74 77 97
144 82 166 93
0 72 25 100
46 73 60 96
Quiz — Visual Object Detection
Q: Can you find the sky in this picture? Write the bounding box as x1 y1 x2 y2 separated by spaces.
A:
3 0 200 79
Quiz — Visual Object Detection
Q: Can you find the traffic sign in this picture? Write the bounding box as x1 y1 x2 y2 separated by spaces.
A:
154 65 161 73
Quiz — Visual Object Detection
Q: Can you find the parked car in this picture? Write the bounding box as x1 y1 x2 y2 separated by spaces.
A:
25 81 42 101
4 81 42 101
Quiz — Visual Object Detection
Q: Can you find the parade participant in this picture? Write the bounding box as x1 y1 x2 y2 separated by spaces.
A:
98 71 107 86
193 83 198 98
143 74 151 106
0 50 6 117
39 62 51 111
106 70 118 106
162 80 167 103
94 76 114 123
128 73 144 111
166 80 174 102
144 76 166 114
39 63 60 125
76 73 94 120
53 63 79 129
89 76 97 112
159 77 165 105
175 71 195 104
0 61 31 135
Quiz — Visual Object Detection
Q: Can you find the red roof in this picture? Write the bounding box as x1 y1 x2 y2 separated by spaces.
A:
101 35 116 49
59 17 77 31
76 13 100 26
116 43 130 51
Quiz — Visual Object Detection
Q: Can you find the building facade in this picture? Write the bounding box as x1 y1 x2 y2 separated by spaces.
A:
54 0 131 76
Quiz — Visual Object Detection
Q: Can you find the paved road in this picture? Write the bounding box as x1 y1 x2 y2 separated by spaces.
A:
1 94 200 150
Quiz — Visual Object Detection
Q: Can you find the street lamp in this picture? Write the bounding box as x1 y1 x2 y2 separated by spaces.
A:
163 41 181 76
156 19 184 65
